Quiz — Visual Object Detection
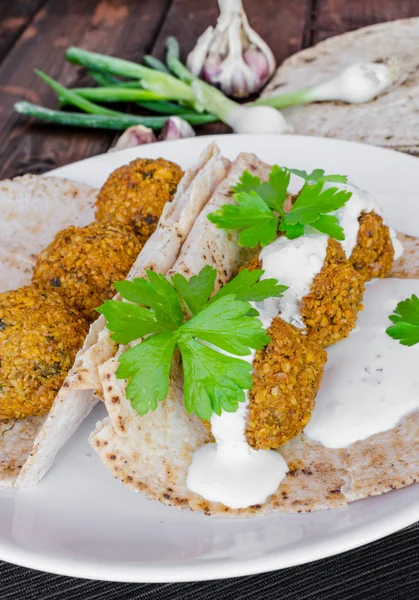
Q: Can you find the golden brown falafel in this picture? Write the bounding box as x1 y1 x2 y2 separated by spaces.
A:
301 239 365 347
33 221 141 321
349 210 395 281
95 158 183 243
0 285 88 420
244 239 364 347
246 317 327 450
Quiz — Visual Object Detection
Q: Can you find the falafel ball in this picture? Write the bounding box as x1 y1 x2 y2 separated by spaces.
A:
349 210 395 281
0 285 88 420
32 221 141 321
300 238 365 347
95 158 184 243
244 238 365 347
246 317 327 450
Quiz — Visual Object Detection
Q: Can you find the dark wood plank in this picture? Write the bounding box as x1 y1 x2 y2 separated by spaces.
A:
150 0 311 135
313 0 419 43
0 0 170 179
0 0 47 62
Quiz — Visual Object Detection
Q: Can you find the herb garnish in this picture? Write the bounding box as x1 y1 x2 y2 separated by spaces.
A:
386 294 419 346
97 267 287 419
207 166 352 247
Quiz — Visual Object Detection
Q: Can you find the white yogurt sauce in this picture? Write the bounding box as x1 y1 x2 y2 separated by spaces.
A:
304 278 419 448
187 307 289 509
329 182 403 260
259 234 328 328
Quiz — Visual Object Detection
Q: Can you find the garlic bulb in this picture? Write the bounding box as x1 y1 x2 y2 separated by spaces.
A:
158 117 196 141
187 0 276 99
109 125 156 152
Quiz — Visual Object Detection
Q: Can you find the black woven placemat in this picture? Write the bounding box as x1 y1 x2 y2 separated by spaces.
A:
0 522 418 600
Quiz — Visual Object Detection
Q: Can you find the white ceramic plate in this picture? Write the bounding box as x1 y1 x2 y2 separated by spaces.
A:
1 134 418 583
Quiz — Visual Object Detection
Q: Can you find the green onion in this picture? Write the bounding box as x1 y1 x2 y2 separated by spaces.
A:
35 70 121 116
66 47 197 105
15 101 218 129
14 102 169 129
63 87 167 103
166 37 195 84
87 70 125 86
142 55 170 74
135 100 201 115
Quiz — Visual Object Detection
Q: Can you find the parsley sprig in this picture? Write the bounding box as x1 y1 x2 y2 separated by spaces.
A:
386 294 419 346
97 267 287 419
207 166 352 247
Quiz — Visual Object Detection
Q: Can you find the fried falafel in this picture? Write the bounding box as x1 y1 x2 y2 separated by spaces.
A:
0 285 88 420
246 238 364 347
33 221 141 321
95 158 184 243
349 210 395 281
246 316 327 450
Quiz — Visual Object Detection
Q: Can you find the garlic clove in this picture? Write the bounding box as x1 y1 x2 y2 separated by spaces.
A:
186 0 276 98
108 125 156 152
158 117 196 141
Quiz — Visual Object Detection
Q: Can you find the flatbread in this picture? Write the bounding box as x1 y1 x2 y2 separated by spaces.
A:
15 144 229 488
0 175 97 292
90 156 419 516
262 18 419 153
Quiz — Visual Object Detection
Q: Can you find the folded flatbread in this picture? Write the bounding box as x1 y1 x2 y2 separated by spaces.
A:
90 149 419 517
0 143 229 488
262 18 419 154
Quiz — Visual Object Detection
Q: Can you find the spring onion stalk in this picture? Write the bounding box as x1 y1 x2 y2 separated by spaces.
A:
15 100 218 129
14 102 169 129
142 55 170 74
135 100 201 115
35 70 121 116
166 37 195 84
62 87 167 103
191 77 288 134
186 0 276 98
87 70 125 86
66 47 197 105
253 59 399 109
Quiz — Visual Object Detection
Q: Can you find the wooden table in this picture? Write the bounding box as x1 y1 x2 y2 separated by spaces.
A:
0 0 419 179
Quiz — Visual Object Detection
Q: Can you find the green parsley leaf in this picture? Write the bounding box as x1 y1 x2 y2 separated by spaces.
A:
171 265 216 315
232 166 290 213
96 300 162 344
114 271 183 331
179 294 270 356
178 337 252 419
311 214 345 240
288 168 348 184
101 266 285 420
280 181 352 240
117 332 177 414
208 191 279 248
211 268 288 304
386 294 419 346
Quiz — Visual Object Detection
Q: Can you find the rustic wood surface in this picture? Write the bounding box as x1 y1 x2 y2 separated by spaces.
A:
0 0 418 179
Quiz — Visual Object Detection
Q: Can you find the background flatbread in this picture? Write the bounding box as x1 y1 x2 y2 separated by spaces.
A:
0 175 97 292
262 18 419 153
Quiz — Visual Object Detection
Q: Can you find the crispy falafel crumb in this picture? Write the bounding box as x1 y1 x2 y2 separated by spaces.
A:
33 221 141 322
95 158 183 243
246 316 327 450
350 210 395 281
0 285 88 420
301 238 365 347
